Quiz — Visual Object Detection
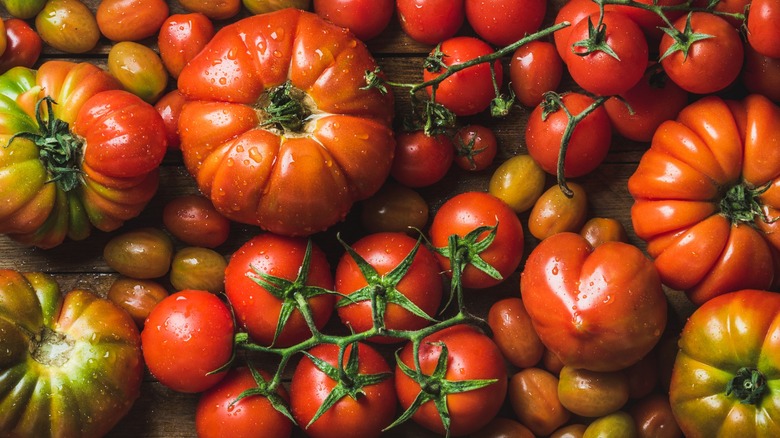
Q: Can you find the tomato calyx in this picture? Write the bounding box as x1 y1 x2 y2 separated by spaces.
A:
6 96 83 192
30 326 74 367
571 15 621 61
229 362 296 423
435 227 503 305
259 81 313 133
719 181 777 225
658 13 714 62
726 367 768 405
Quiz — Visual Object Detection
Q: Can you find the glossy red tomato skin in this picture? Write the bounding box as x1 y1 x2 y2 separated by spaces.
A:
0 18 42 73
553 0 601 59
162 194 231 248
396 0 464 45
313 0 394 41
391 131 454 188
290 342 397 438
429 191 524 289
453 124 498 171
520 232 668 372
154 89 187 150
464 0 546 46
747 0 780 58
509 41 563 108
334 232 443 342
423 36 503 116
141 290 235 393
224 233 335 347
525 92 612 178
158 12 214 79
395 325 508 436
196 367 293 438
96 0 169 42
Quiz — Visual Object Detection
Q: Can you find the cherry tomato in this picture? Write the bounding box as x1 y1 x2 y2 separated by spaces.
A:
162 194 231 248
508 368 571 436
169 247 228 293
178 0 240 20
557 366 631 418
510 40 563 107
141 289 235 393
313 0 394 41
359 182 430 234
464 0 546 46
390 130 454 188
107 41 168 104
0 18 42 73
605 0 685 42
96 0 169 42
154 89 188 150
579 217 629 248
423 36 503 116
396 0 464 45
488 297 545 368
528 182 588 241
488 154 547 214
553 0 601 58
453 124 498 171
107 276 169 328
158 12 215 79
103 228 174 279
35 0 100 54
747 0 780 58
742 43 780 103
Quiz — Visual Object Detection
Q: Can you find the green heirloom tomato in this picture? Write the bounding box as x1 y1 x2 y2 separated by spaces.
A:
243 0 311 14
1 0 47 19
669 289 780 438
0 269 144 438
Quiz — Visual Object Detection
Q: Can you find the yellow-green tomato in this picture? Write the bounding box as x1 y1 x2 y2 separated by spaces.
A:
528 182 588 240
35 0 100 53
489 154 546 213
584 411 638 438
243 0 310 14
108 41 168 104
103 228 174 279
169 247 228 293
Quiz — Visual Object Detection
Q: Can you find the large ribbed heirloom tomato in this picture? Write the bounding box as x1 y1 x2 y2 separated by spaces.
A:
629 94 780 305
177 8 396 236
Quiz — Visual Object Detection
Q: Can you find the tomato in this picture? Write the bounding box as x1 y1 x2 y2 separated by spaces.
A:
154 89 187 150
290 342 396 438
453 124 497 171
196 367 293 438
584 411 638 437
158 12 215 79
35 0 100 54
625 350 660 400
428 191 524 289
551 424 588 438
471 417 535 438
0 19 41 74
487 297 545 368
525 92 612 178
542 348 566 375
423 36 503 117
334 232 442 342
0 270 143 437
395 324 507 436
692 0 750 26
489 154 547 214
396 0 464 45
605 0 685 41
509 40 563 108
107 41 168 104
224 233 335 347
565 12 649 97
163 194 231 248
508 368 571 436
742 44 780 103
169 247 228 293
243 0 311 14
177 9 395 236
628 94 780 304
142 289 235 393
313 0 394 41
0 62 167 248
178 0 241 20
359 182 430 234
107 276 169 328
0 20 5 57
0 0 46 19
659 12 743 94
96 0 169 42
669 290 780 437
520 232 668 372
747 0 780 58
391 130 454 188
557 366 631 417
464 0 546 46
629 392 683 438
103 227 174 279
528 182 588 241
553 0 601 59
579 217 629 248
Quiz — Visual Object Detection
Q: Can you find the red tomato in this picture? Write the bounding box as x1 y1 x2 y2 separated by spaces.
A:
659 12 743 94
742 44 780 102
391 130 454 187
313 0 394 41
141 290 235 393
334 232 443 342
605 0 686 41
0 18 42 73
747 0 780 58
396 0 464 45
395 325 508 436
162 194 231 248
509 40 563 108
423 36 503 116
158 12 214 79
290 342 397 438
359 182 430 234
196 367 293 438
428 191 524 289
525 92 612 178
520 232 668 372
453 124 498 171
96 0 169 42
154 89 187 150
553 0 601 58
565 11 649 96
224 233 335 347
464 0 546 46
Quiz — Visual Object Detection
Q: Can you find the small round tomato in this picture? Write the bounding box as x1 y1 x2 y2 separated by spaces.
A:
313 0 394 41
103 227 174 279
162 194 231 248
579 217 629 248
659 12 743 94
525 92 612 178
742 42 780 103
107 276 169 327
107 41 168 104
96 0 169 42
508 368 571 436
158 12 215 79
142 289 235 393
224 234 335 347
391 130 454 188
553 0 601 58
465 0 546 46
359 182 430 234
488 154 547 214
0 18 42 73
747 0 780 58
396 0 464 45
488 297 545 368
334 232 443 342
169 247 228 293
423 36 503 116
557 366 631 418
453 124 498 171
196 367 293 438
154 89 188 150
510 40 563 107
290 342 396 438
528 182 588 241
35 0 100 54
429 191 524 289
178 0 240 20
395 325 508 436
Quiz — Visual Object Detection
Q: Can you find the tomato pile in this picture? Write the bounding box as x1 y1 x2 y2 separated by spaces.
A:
1 0 779 437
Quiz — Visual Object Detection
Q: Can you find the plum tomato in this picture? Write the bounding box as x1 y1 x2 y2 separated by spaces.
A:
629 392 683 438
359 182 430 234
158 12 215 79
487 297 545 368
169 247 228 293
243 0 311 14
107 41 168 104
103 227 174 279
313 0 394 41
178 0 241 20
35 0 100 54
390 130 454 188
471 417 535 438
453 124 498 172
489 154 547 214
396 0 464 45
107 276 169 328
96 0 169 42
584 411 639 437
579 217 629 248
528 182 588 241
510 40 564 108
557 366 631 418
508 368 571 436
0 18 42 73
162 194 231 248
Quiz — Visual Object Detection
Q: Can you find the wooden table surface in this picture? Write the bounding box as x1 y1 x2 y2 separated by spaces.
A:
0 1 704 437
